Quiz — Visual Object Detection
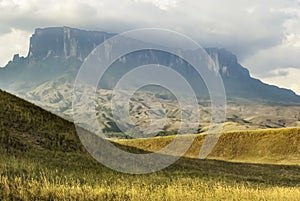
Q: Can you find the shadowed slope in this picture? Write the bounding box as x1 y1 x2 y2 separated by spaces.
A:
0 89 83 152
115 127 300 165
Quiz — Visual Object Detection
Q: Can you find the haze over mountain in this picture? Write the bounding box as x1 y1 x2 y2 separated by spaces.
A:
1 27 299 103
0 27 299 132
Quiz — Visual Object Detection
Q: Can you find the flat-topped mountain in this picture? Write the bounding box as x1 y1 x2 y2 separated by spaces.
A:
28 27 114 62
1 26 299 104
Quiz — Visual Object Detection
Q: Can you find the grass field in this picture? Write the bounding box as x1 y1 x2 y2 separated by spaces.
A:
1 148 300 201
1 128 300 201
1 89 300 200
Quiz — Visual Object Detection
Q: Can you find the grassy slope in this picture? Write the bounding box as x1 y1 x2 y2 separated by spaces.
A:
116 127 300 165
1 89 300 200
0 89 83 153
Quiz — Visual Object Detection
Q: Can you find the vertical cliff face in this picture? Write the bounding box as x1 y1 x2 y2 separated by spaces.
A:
205 48 250 79
0 27 299 104
27 27 115 62
0 27 115 90
24 27 250 81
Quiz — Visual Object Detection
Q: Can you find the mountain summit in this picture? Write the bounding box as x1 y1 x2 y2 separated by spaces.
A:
28 27 114 62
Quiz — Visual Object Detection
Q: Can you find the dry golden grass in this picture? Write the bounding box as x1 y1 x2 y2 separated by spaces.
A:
115 127 300 165
1 175 300 201
1 133 300 201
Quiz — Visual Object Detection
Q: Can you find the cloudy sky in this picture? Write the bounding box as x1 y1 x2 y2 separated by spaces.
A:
0 0 300 94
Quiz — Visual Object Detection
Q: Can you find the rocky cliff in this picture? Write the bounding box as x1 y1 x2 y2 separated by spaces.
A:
0 27 299 104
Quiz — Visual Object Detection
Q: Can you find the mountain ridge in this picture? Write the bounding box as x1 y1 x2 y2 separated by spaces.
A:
0 26 299 108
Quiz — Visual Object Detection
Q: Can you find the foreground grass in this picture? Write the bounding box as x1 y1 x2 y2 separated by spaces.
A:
2 175 300 201
1 150 300 201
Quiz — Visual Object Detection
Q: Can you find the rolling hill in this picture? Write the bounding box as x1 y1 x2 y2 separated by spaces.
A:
1 89 300 200
1 87 299 165
115 127 300 165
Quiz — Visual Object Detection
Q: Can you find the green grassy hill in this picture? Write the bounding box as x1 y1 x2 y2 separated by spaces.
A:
1 89 300 200
0 89 83 153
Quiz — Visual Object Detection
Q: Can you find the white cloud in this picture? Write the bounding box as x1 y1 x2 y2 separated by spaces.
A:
259 68 300 95
242 30 300 94
0 28 30 66
133 0 178 10
239 2 300 94
243 33 300 75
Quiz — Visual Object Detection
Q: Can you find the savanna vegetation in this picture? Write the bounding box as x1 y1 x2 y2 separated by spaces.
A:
1 89 300 200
